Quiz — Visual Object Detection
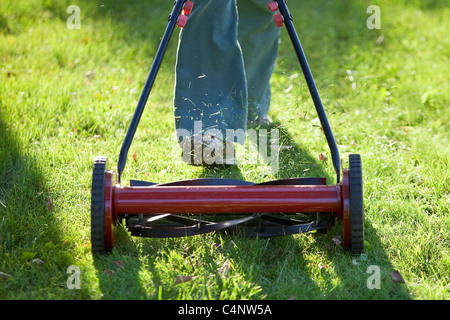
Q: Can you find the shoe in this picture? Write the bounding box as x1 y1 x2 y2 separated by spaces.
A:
181 134 236 166
247 115 273 129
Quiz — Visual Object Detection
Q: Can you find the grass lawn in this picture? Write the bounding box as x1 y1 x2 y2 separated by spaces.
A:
0 0 448 300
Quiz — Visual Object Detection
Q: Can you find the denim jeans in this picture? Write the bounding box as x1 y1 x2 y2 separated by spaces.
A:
174 0 280 142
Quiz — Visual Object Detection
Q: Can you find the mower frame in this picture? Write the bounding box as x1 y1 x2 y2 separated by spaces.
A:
90 0 365 255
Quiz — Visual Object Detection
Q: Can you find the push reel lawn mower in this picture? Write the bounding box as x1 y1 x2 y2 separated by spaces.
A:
90 0 365 255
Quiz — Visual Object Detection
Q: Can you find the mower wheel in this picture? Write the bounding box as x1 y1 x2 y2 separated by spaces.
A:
349 154 364 253
91 156 108 254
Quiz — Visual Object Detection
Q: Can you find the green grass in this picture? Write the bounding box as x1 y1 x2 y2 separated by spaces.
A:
0 0 448 300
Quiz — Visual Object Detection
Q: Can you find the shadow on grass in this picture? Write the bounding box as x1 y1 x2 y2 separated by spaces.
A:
0 111 82 298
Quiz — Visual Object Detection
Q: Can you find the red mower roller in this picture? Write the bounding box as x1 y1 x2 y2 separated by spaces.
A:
90 0 365 255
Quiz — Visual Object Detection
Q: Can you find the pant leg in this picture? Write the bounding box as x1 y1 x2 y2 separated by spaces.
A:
237 0 280 122
174 0 247 143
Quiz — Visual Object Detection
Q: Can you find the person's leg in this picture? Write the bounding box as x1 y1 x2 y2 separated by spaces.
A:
174 0 247 144
237 0 280 125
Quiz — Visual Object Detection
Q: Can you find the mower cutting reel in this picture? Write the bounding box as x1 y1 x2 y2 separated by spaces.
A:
91 155 365 254
90 0 365 255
